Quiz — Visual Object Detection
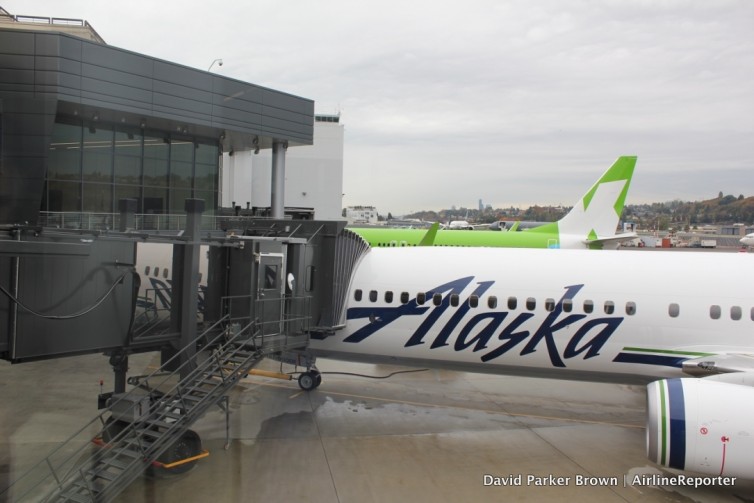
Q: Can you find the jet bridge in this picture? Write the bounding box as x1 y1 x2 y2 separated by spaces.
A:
1 200 371 502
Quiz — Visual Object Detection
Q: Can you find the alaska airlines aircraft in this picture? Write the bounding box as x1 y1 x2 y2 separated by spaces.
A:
351 156 637 249
305 245 754 480
134 232 754 479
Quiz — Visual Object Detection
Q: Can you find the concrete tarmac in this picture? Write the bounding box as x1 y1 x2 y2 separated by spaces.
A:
3 353 754 502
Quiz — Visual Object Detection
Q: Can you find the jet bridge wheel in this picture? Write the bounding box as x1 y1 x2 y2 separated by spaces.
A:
298 370 322 391
150 429 202 477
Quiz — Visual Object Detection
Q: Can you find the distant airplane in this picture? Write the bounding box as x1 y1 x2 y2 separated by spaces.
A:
305 245 754 480
740 233 754 247
351 156 638 250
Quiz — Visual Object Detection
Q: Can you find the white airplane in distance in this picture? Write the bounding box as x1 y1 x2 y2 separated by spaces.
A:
740 233 754 247
304 245 754 481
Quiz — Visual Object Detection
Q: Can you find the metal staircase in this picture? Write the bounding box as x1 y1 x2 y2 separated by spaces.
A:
3 314 309 502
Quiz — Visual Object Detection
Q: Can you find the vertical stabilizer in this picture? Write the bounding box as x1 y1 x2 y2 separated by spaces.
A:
531 156 636 246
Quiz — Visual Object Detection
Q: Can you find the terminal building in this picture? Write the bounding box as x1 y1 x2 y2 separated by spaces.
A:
0 7 321 229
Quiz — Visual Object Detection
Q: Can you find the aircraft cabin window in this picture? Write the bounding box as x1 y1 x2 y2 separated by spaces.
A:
450 294 459 307
469 295 479 308
731 306 742 321
668 303 680 318
488 296 498 309
526 297 536 311
751 307 754 321
626 302 636 316
400 292 409 304
263 265 277 289
385 291 394 303
163 268 169 279
562 299 573 313
604 301 615 315
306 265 315 292
369 290 378 302
417 292 426 305
354 289 363 302
508 296 517 310
433 293 443 306
583 300 594 314
154 267 160 277
144 266 151 275
710 305 721 320
544 298 555 312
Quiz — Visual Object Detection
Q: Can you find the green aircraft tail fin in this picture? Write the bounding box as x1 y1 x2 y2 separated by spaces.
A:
418 222 440 246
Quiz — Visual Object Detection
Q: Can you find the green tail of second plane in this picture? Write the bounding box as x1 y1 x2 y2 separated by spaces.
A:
350 156 638 250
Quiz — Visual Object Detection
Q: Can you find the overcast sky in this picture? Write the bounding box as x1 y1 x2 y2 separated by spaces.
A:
10 0 754 215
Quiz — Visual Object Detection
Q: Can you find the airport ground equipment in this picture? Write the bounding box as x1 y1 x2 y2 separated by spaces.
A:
1 198 370 501
3 311 307 502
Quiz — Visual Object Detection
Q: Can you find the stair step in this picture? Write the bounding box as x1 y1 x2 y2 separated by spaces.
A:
145 419 176 429
91 466 120 482
135 428 163 439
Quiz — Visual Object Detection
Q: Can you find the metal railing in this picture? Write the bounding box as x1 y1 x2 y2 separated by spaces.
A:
37 211 305 233
0 315 241 502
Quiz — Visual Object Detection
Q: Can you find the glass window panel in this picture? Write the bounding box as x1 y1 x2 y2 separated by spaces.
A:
487 296 497 309
354 289 362 302
170 188 192 213
143 157 168 187
170 160 193 188
114 130 142 156
48 122 82 180
194 162 217 192
114 155 142 185
195 142 218 164
143 135 169 159
82 182 112 213
46 180 81 212
171 140 194 162
82 126 113 183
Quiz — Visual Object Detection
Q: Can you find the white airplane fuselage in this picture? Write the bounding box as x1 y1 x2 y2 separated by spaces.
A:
309 247 753 385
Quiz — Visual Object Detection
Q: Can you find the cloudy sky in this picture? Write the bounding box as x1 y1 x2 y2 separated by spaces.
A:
10 0 754 215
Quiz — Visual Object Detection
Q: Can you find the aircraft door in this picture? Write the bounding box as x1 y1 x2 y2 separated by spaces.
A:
257 252 285 336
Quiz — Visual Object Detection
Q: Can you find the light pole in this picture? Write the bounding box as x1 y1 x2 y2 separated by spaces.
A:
208 58 223 71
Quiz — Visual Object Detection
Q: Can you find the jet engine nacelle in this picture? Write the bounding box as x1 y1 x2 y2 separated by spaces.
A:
647 378 754 479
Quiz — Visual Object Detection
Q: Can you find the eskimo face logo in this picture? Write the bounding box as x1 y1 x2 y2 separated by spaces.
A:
344 277 623 368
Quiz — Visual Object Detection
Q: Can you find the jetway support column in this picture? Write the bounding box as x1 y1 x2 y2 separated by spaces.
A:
271 141 287 219
165 199 204 379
